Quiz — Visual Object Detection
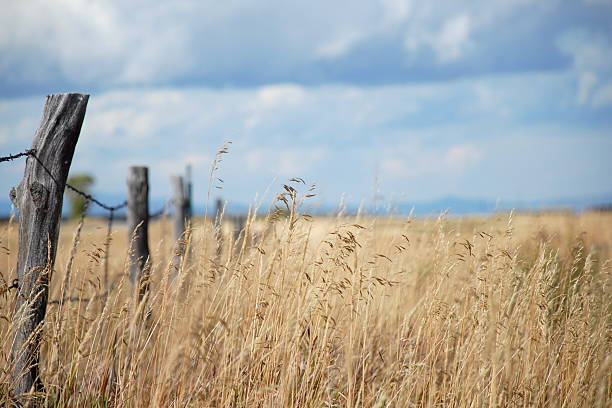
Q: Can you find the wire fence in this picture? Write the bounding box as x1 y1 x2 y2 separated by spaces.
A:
1 148 165 217
0 149 35 163
2 149 130 211
1 148 168 297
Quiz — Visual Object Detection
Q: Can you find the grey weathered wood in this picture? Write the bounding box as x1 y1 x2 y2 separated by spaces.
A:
184 166 194 266
231 214 246 244
127 166 151 300
9 93 89 401
185 164 193 220
171 175 188 272
171 175 187 242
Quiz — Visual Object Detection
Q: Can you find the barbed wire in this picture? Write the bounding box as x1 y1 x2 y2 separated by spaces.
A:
0 149 36 163
65 184 128 212
2 149 168 218
2 149 127 212
3 148 168 295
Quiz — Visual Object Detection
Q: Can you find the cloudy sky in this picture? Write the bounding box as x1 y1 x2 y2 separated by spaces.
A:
1 0 611 212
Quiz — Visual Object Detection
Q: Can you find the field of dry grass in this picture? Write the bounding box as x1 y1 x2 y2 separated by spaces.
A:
1 196 611 406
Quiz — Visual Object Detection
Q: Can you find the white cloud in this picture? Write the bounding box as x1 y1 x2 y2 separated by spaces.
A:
256 84 307 108
444 145 482 171
434 14 472 62
577 72 597 105
84 109 155 143
379 0 412 23
473 83 511 116
244 115 261 130
155 153 211 176
591 82 612 107
557 29 612 105
315 31 363 59
558 30 612 72
1 0 585 92
404 12 474 63
0 68 609 206
117 25 194 84
246 146 329 177
380 143 482 180
380 157 407 176
0 0 125 83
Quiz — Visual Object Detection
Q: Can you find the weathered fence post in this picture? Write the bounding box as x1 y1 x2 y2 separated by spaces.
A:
9 93 89 401
231 214 246 247
171 175 188 272
184 166 193 263
172 175 186 242
185 164 193 220
127 166 151 301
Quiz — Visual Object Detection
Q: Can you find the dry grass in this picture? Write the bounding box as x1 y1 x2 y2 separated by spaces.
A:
0 190 610 407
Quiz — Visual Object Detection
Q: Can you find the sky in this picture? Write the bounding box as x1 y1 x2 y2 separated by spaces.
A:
1 0 612 213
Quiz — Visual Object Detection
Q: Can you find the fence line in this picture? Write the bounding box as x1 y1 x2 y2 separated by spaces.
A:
1 148 165 296
1 148 166 217
1 94 199 403
2 97 246 404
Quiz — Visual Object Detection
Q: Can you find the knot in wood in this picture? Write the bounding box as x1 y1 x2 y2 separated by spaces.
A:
29 181 49 209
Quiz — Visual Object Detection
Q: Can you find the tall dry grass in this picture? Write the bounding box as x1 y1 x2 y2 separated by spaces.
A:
0 188 610 407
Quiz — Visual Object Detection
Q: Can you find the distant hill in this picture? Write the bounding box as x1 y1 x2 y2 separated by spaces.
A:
390 192 612 216
310 193 612 217
1 192 611 219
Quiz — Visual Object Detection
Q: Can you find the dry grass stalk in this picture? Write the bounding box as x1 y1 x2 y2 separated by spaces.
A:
0 195 610 406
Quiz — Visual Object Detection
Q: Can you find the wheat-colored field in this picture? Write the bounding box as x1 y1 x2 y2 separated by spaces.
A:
1 201 611 406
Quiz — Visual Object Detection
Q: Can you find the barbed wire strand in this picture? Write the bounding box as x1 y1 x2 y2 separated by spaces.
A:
2 149 166 215
0 149 35 163
2 149 169 295
0 149 127 211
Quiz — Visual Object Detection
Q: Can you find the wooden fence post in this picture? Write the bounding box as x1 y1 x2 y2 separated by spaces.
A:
171 175 187 272
232 214 246 246
127 166 151 301
185 164 193 220
172 175 187 241
9 93 89 401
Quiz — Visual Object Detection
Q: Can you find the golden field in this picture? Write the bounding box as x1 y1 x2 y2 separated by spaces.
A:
1 200 611 406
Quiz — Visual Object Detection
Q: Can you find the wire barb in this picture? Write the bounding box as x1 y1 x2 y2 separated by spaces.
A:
0 149 36 163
